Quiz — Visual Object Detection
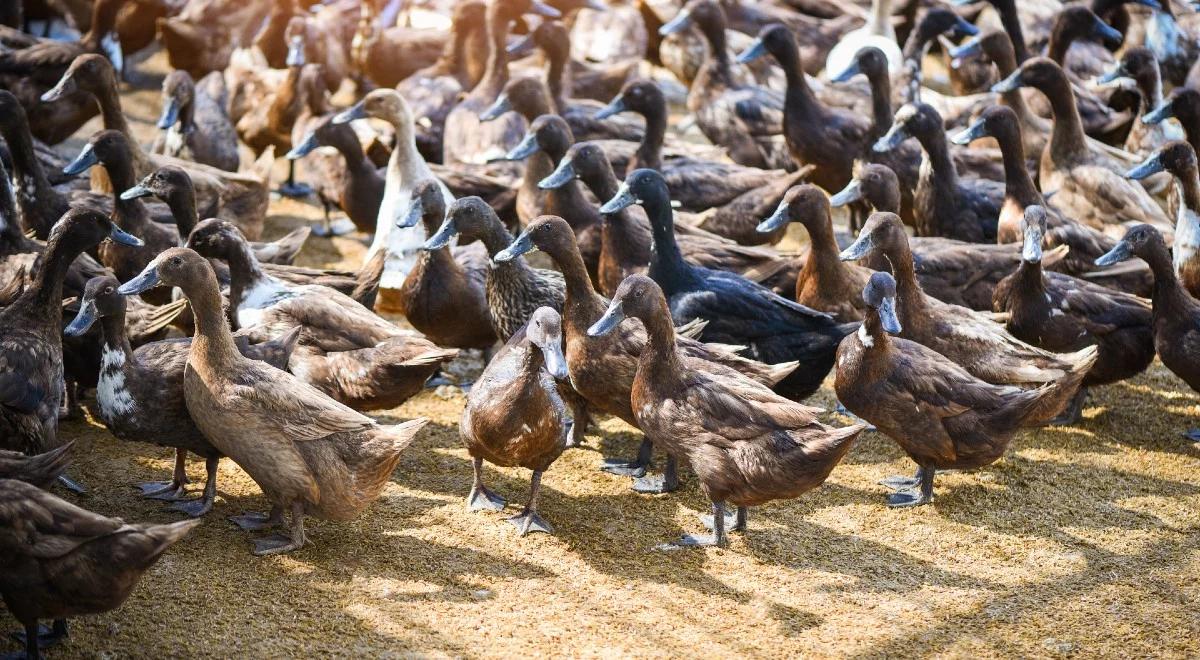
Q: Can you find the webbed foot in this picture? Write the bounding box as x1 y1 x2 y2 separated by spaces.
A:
466 485 507 511
507 509 553 536
170 496 213 518
229 511 282 531
631 473 676 494
879 474 920 490
1183 428 1200 443
1049 388 1087 426
886 488 932 508
599 458 647 477
700 506 747 532
139 481 188 501
9 620 66 649
312 217 356 237
277 182 313 199
655 533 725 550
252 533 305 556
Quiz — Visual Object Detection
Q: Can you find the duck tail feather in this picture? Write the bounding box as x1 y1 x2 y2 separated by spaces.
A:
400 348 460 367
1024 346 1099 425
249 146 275 186
378 417 430 452
675 318 707 339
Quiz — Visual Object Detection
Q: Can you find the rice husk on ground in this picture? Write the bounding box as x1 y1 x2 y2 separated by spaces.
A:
5 49 1200 659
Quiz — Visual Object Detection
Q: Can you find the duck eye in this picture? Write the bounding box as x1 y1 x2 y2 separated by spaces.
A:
104 287 114 295
171 256 182 266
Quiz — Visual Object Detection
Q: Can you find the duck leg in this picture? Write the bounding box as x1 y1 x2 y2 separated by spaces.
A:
632 454 680 494
8 619 66 658
139 449 190 500
879 469 922 491
229 504 285 531
660 501 728 549
886 466 935 508
277 160 313 198
600 438 653 477
170 456 220 517
467 457 507 511
252 502 307 555
701 505 747 532
507 471 553 536
565 401 590 448
1049 387 1087 426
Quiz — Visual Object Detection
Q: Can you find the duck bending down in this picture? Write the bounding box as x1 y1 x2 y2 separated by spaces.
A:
601 168 853 401
0 479 199 660
992 206 1154 423
835 272 1074 507
588 275 864 547
1096 224 1200 441
0 443 71 487
840 212 1097 424
151 69 240 172
63 275 299 517
117 248 430 555
496 215 798 492
185 219 456 411
0 207 141 455
462 307 569 536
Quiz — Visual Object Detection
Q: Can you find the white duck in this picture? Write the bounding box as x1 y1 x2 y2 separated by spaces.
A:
825 0 904 76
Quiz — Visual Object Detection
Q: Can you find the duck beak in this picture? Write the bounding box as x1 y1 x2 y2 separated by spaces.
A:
109 223 144 247
990 70 1023 93
504 131 540 161
585 0 607 10
951 16 979 39
539 159 576 190
422 219 457 251
156 97 181 129
41 73 77 103
1022 223 1044 263
659 8 693 36
101 31 124 78
332 102 367 125
1125 154 1165 180
829 59 861 83
494 231 535 263
950 118 988 145
872 123 909 153
1091 17 1123 48
63 298 99 337
480 94 513 122
63 143 98 175
587 299 624 337
839 233 874 261
756 201 790 233
947 36 983 70
539 337 569 380
829 179 864 207
736 38 768 64
1143 100 1174 125
599 181 637 214
1095 239 1134 267
286 35 305 67
595 94 627 120
286 130 320 160
1095 64 1124 86
878 296 902 334
529 0 561 18
120 184 152 201
118 263 161 295
507 33 536 58
949 0 981 6
397 197 424 229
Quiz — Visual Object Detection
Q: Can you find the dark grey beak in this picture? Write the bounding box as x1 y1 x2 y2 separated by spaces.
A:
1143 100 1174 125
529 0 562 18
40 73 77 103
829 179 864 207
736 38 768 64
991 70 1023 93
538 336 569 380
539 159 576 189
63 298 99 337
494 231 535 263
63 143 98 175
397 197 424 229
587 300 625 336
595 95 627 120
332 102 368 125
507 33 536 58
157 97 181 129
878 296 902 334
1125 155 1165 181
659 8 692 36
1094 240 1134 266
873 123 910 153
599 182 637 214
950 118 988 145
286 131 320 160
118 265 161 295
830 59 862 83
947 36 983 70
504 131 540 161
120 184 153 201
422 219 457 251
108 223 144 247
839 233 874 261
756 201 790 233
480 94 514 122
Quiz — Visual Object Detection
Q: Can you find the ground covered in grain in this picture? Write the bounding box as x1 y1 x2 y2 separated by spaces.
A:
5 50 1199 659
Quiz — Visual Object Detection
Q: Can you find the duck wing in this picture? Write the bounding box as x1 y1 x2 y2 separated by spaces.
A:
1045 272 1152 334
669 361 826 441
0 479 123 560
229 363 377 442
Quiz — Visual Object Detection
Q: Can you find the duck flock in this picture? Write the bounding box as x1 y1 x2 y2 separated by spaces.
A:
2 0 1200 655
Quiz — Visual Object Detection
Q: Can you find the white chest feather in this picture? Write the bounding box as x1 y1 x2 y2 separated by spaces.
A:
97 348 135 420
237 277 293 328
1146 12 1182 60
857 324 874 348
1174 207 1200 274
164 125 186 156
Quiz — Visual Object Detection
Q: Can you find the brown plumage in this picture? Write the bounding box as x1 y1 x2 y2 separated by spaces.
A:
285 114 384 234
150 70 240 172
1124 141 1200 299
0 443 71 488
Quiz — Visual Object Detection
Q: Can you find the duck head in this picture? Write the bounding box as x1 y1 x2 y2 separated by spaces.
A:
498 114 572 162
840 212 906 263
184 218 244 261
526 306 569 380
909 7 979 54
1145 87 1200 125
874 103 939 153
601 168 668 214
991 56 1064 94
121 165 191 204
495 214 573 264
1095 224 1165 267
951 104 1020 147
285 16 308 68
737 24 797 67
157 70 195 130
63 129 130 176
119 247 210 297
481 77 551 122
659 0 720 38
831 163 901 213
862 271 902 335
587 274 666 337
1050 6 1123 53
831 45 888 83
424 197 498 250
333 88 413 131
1097 46 1156 87
397 179 448 231
1125 140 1196 181
41 54 116 104
64 275 124 337
596 79 661 121
44 207 142 270
758 184 828 234
1020 205 1049 263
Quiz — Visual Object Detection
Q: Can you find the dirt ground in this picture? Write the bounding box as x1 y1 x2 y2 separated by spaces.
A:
6 49 1200 659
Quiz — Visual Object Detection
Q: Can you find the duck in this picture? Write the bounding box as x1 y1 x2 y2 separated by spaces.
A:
482 75 644 147
602 168 854 401
992 206 1154 423
738 23 869 196
890 6 984 125
461 306 569 536
351 0 448 89
658 0 788 170
0 443 71 488
44 54 274 237
1124 141 1200 299
992 57 1172 238
117 247 430 555
496 214 800 490
394 180 497 350
539 141 800 297
1140 0 1200 87
157 0 271 78
424 196 566 341
587 274 863 547
825 0 904 75
441 0 561 168
1095 224 1200 440
839 211 1096 423
281 10 349 95
185 219 455 411
1145 87 1200 156
509 15 638 104
951 105 1155 296
834 271 1082 507
150 69 240 172
62 275 299 517
0 0 123 144
875 102 1002 243
332 89 454 306
0 207 141 455
0 479 200 659
1097 47 1186 159
285 113 385 234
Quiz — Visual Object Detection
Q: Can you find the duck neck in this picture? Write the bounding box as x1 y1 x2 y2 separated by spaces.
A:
861 310 893 353
331 127 375 179
185 266 241 366
1013 257 1046 295
98 306 135 364
778 41 818 118
1134 65 1165 111
1040 73 1089 161
993 0 1031 62
0 119 60 239
643 194 692 286
177 94 197 132
545 47 569 109
994 121 1042 207
1144 243 1192 312
1178 164 1200 214
634 103 666 172
479 4 511 97
865 65 894 139
521 340 549 380
104 156 150 234
1179 110 1200 156
386 121 432 190
885 241 929 329
223 238 270 310
164 187 199 239
700 15 733 84
636 298 682 383
477 220 518 258
82 0 120 50
989 38 1035 123
92 77 138 146
800 213 849 293
547 239 605 317
27 236 76 313
867 0 895 39
917 127 959 187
